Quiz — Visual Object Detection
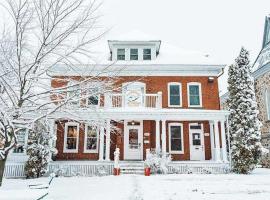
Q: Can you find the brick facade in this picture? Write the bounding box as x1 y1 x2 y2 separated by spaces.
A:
53 75 220 161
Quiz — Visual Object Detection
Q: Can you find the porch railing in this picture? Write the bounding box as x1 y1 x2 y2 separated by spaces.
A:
105 92 162 109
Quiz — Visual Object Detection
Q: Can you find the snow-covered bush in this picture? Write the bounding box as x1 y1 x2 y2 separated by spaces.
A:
144 150 171 174
25 143 50 178
25 121 55 178
228 47 262 174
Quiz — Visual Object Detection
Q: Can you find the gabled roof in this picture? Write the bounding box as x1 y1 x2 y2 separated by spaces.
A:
262 16 270 49
253 16 270 78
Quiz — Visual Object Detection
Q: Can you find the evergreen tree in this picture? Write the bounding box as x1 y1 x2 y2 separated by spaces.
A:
24 121 55 178
228 47 262 174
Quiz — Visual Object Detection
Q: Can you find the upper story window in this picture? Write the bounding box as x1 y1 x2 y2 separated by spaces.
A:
188 82 202 107
67 82 80 106
130 49 138 60
168 83 182 107
64 122 79 153
265 88 270 120
143 48 151 60
117 49 125 60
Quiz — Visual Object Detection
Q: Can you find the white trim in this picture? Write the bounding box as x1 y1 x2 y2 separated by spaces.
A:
48 64 225 77
265 88 270 121
50 109 229 121
187 82 202 107
63 122 80 153
84 124 99 153
168 82 182 107
168 123 184 154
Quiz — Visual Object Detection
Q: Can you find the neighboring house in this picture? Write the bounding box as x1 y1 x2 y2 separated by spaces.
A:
253 16 270 152
47 31 229 164
221 16 270 153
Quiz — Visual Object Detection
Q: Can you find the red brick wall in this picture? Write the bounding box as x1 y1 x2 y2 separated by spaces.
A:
55 121 99 160
55 120 213 161
51 76 220 110
52 75 219 161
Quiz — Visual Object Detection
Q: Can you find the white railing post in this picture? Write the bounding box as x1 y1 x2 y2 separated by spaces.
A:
105 119 111 161
214 120 221 162
220 120 228 162
104 93 111 108
157 91 162 108
114 148 120 169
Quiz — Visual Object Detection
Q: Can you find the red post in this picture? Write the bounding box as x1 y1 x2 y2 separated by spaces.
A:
114 168 120 176
144 167 151 176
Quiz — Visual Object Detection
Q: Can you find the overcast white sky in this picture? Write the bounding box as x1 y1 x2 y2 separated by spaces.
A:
0 0 269 95
100 0 270 95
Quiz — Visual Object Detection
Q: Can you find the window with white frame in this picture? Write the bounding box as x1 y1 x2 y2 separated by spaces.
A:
143 48 151 60
130 49 138 60
168 83 182 107
84 125 98 153
13 129 28 153
64 123 79 153
169 123 184 153
265 88 270 120
188 83 202 107
67 82 80 106
117 49 125 60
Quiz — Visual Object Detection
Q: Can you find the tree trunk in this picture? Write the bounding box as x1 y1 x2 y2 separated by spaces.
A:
0 159 7 187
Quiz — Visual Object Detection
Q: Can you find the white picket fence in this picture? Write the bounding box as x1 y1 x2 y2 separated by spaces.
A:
168 162 230 174
4 161 114 178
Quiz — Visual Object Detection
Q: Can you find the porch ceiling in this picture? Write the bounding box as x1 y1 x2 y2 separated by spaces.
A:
49 108 229 122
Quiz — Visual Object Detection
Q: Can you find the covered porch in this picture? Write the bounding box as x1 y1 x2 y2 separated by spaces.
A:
51 108 230 163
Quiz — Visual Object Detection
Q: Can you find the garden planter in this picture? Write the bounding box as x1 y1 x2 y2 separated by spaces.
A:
144 167 151 176
113 168 120 176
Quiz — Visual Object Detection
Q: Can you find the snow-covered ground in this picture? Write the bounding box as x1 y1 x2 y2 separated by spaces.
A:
1 168 270 200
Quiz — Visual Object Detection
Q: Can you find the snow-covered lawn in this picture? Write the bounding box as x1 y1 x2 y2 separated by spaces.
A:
1 168 270 200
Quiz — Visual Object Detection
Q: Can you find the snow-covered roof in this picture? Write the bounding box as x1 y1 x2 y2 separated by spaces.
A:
81 30 223 65
48 30 226 76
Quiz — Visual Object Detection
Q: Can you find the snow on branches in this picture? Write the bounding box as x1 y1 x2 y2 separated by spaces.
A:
228 47 262 174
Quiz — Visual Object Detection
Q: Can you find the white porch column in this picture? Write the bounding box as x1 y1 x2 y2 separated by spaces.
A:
161 120 166 156
209 121 215 160
105 119 111 161
220 120 228 162
155 120 161 153
214 120 221 162
99 125 105 161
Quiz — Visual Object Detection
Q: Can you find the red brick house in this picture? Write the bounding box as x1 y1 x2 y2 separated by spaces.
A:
48 32 229 165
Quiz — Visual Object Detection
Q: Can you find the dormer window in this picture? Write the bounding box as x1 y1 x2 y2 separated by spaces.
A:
143 49 151 60
117 49 125 60
130 49 138 60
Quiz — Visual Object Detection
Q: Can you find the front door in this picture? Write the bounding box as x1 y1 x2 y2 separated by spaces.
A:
124 121 143 160
189 123 205 161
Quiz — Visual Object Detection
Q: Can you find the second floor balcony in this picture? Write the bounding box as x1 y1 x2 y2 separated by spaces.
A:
105 92 162 109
